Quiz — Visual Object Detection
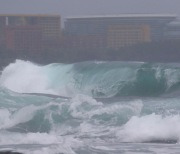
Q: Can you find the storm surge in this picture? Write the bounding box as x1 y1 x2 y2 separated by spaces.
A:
1 60 180 153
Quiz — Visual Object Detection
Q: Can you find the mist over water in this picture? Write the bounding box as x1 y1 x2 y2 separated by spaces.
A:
1 60 180 153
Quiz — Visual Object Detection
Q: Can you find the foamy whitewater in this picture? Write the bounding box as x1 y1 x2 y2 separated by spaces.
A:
1 60 180 153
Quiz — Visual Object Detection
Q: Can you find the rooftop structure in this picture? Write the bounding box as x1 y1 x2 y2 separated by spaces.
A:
66 14 177 19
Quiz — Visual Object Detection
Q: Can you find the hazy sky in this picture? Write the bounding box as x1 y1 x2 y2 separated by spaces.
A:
0 0 179 20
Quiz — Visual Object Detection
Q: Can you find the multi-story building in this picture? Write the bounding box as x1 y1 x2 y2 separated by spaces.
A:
64 34 106 49
164 21 180 40
64 14 176 49
5 26 42 52
107 25 151 49
0 14 61 50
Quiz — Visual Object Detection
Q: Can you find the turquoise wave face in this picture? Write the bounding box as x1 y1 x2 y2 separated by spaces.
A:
1 60 180 97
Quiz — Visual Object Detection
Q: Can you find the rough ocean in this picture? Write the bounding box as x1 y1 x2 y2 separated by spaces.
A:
0 60 180 154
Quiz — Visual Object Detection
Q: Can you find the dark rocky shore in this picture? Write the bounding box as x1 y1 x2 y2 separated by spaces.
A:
0 40 180 69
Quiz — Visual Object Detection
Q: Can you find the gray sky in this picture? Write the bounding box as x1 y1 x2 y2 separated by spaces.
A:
0 0 179 20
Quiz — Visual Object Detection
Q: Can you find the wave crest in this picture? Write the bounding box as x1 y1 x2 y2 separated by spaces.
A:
1 60 180 97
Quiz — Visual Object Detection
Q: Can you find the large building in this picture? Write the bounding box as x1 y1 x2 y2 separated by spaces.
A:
64 14 176 49
107 25 151 49
5 26 42 52
64 34 106 49
164 21 180 40
0 14 61 51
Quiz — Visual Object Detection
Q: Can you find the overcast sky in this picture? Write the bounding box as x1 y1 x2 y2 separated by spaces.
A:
0 0 179 20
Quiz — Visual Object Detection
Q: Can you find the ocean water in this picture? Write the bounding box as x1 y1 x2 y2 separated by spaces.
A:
0 60 180 153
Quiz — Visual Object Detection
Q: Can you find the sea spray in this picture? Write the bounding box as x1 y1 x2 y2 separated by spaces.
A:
0 60 55 94
117 114 180 143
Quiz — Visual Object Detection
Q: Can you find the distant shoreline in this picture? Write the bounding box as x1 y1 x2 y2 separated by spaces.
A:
0 40 180 69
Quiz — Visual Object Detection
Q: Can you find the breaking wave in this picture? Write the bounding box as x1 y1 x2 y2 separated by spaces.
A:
1 60 180 153
1 60 180 97
0 89 180 147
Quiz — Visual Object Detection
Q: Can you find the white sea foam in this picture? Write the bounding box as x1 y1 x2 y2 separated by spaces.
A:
0 132 81 154
0 60 79 97
69 94 103 119
0 102 63 130
0 60 56 94
2 60 180 154
0 106 37 129
117 113 180 142
164 68 180 90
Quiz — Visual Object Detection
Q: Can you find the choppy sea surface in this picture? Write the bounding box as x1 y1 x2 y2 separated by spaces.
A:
0 60 180 153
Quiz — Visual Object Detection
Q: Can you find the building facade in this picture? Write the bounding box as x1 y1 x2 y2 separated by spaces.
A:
0 14 61 51
64 34 106 49
64 14 176 49
107 25 151 49
5 26 42 52
164 21 180 40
